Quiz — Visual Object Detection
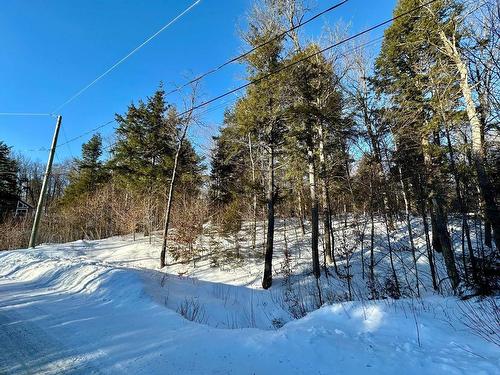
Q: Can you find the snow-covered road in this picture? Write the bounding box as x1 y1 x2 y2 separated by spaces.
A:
0 307 103 374
0 237 498 374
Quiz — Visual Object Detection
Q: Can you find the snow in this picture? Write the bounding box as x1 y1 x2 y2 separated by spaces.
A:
1 222 499 374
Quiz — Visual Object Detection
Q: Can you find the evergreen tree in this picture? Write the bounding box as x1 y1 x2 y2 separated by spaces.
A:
241 6 287 289
63 133 107 203
374 0 461 290
111 87 177 191
0 141 19 218
285 44 345 279
111 86 203 243
111 88 203 195
209 111 248 209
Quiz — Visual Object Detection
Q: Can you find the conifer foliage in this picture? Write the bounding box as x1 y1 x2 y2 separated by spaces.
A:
207 0 499 294
0 142 19 218
2 0 498 297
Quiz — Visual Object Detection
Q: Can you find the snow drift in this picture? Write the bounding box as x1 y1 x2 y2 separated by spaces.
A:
0 236 498 374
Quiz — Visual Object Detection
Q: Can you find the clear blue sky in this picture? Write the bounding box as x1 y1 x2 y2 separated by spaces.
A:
0 0 396 162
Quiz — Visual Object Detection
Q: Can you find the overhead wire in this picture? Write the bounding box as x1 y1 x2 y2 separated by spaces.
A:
2 1 347 129
26 119 116 153
164 0 350 97
0 112 54 117
193 35 387 153
174 0 440 119
45 1 351 152
12 0 440 159
100 0 439 155
2 1 202 160
60 126 76 160
51 0 202 114
57 120 116 149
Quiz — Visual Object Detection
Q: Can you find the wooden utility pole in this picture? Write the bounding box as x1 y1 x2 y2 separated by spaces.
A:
29 115 62 248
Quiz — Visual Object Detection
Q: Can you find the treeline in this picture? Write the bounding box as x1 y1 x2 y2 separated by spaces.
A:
0 142 70 247
0 89 205 253
0 0 498 296
208 0 499 294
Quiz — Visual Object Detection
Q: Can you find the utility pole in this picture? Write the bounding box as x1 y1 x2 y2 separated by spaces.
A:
29 115 62 248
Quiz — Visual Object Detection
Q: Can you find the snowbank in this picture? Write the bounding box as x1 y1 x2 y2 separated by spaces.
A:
0 236 498 374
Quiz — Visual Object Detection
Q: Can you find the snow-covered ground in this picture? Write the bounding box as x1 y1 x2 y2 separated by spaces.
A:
0 220 499 374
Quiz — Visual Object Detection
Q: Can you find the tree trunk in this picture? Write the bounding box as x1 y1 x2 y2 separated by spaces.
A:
430 212 443 253
318 122 333 265
248 134 258 251
307 143 321 279
484 221 492 249
432 194 460 290
421 134 460 289
369 177 377 297
416 172 439 291
360 214 366 280
444 125 477 283
384 211 400 296
262 146 275 289
298 188 306 235
440 31 500 250
369 209 376 296
398 162 419 296
160 124 189 269
328 193 339 274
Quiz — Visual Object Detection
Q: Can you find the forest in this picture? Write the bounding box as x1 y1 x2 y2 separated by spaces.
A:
1 0 499 373
1 0 499 298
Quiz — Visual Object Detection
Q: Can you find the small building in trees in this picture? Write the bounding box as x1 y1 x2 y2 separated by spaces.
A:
14 199 34 218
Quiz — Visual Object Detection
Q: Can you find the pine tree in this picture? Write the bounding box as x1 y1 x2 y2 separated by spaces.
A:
111 87 177 191
285 44 344 279
0 141 18 218
209 111 248 210
241 4 287 289
62 133 107 203
374 0 461 290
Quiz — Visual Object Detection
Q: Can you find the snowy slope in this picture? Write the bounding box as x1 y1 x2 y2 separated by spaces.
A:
0 232 499 374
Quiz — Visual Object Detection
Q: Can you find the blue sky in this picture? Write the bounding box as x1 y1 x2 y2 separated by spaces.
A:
0 0 396 162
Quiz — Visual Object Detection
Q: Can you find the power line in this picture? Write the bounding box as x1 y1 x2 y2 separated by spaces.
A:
51 0 202 114
101 0 438 153
33 119 116 153
4 2 346 125
334 34 385 59
0 112 53 117
33 0 439 157
58 120 116 149
6 1 343 158
191 35 388 154
192 35 385 125
60 125 76 160
164 0 350 97
46 1 349 152
175 0 439 119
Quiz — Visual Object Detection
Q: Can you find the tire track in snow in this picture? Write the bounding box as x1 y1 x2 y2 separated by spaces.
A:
0 308 103 374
